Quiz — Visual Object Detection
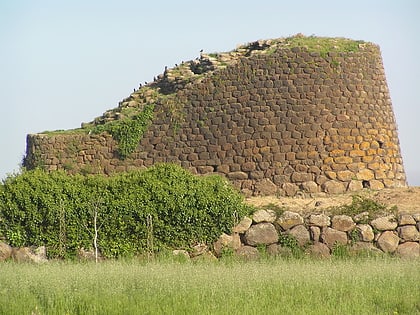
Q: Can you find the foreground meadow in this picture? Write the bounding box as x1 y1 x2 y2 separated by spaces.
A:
0 257 419 315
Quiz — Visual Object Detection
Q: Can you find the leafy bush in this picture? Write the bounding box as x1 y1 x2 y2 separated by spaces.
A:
0 164 252 258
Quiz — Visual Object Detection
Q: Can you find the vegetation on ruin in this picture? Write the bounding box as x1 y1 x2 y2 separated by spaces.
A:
0 257 418 314
0 164 252 258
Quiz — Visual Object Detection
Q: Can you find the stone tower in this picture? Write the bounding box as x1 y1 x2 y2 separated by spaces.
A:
24 35 407 196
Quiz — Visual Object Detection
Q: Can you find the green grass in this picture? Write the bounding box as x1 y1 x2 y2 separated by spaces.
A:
0 257 419 314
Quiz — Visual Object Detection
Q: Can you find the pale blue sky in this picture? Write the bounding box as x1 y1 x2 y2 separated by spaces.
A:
1 0 419 185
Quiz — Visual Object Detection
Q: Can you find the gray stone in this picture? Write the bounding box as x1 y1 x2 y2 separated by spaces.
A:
235 246 259 260
398 214 416 225
376 231 399 253
306 242 331 258
332 215 356 232
288 225 310 247
310 226 321 242
308 214 331 227
397 225 420 242
276 211 304 230
252 209 277 223
244 223 278 246
370 215 398 231
395 242 420 258
321 227 348 249
355 224 375 242
0 241 12 261
232 216 252 233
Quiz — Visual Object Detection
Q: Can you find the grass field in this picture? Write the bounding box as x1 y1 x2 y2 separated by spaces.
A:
0 256 419 315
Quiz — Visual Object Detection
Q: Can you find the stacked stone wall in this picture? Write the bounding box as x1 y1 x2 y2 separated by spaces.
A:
25 42 406 196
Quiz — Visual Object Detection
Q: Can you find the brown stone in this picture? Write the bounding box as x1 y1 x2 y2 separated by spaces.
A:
254 178 278 195
321 227 348 249
348 180 363 191
252 209 277 223
232 216 253 233
235 246 260 260
244 223 278 246
213 233 242 257
306 242 331 258
355 224 374 242
356 169 374 181
310 226 321 242
309 214 331 227
331 215 356 232
370 215 398 231
398 214 416 225
336 170 355 181
395 242 420 258
0 241 12 261
368 180 384 190
276 211 304 230
300 181 319 193
266 244 293 257
282 183 299 197
376 231 399 253
397 225 420 242
322 180 346 194
287 225 310 247
227 171 248 180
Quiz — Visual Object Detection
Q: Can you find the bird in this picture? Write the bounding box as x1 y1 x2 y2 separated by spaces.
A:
200 49 203 53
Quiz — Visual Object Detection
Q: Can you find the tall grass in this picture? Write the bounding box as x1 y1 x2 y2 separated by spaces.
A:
0 257 419 314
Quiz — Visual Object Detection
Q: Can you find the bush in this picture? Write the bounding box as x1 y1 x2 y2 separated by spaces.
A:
0 164 252 258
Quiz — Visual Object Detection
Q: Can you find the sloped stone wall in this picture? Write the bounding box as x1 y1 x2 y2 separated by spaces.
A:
24 40 406 196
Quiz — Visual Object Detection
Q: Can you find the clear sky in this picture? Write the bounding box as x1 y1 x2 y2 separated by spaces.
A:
1 0 419 185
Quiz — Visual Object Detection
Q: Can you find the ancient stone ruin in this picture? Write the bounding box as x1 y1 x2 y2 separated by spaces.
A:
24 35 407 196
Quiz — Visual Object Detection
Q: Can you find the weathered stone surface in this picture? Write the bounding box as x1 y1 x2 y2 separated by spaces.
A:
350 242 382 256
331 215 356 232
370 215 398 231
235 245 259 260
322 180 346 194
355 224 375 242
244 223 278 246
288 225 310 246
308 214 330 227
300 181 319 193
252 209 277 223
376 231 399 253
266 244 292 257
353 211 370 223
412 213 420 222
321 227 348 249
276 211 304 230
12 246 48 263
213 233 241 257
310 226 321 242
348 180 363 192
282 183 299 197
0 241 12 261
368 180 384 190
254 179 278 195
227 171 248 180
232 216 253 233
397 225 420 242
306 242 331 258
395 242 420 258
398 214 416 225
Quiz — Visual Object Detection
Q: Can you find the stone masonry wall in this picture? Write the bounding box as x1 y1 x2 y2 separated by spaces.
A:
25 40 407 196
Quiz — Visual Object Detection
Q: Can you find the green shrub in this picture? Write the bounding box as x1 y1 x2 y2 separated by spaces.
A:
0 164 252 258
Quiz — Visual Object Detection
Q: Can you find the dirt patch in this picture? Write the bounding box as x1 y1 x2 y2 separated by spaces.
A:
245 187 420 215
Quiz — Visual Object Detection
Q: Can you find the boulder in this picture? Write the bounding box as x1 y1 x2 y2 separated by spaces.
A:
350 242 383 256
331 215 356 232
397 226 420 242
321 227 348 249
232 216 253 233
376 231 399 253
306 242 331 258
12 246 48 263
235 246 259 260
412 213 420 222
244 223 278 246
266 244 293 257
395 242 420 258
322 180 346 194
0 241 12 261
252 209 277 223
308 214 331 227
213 233 241 257
276 211 304 230
398 214 416 225
355 224 375 242
310 226 321 243
370 215 398 231
287 225 310 247
255 178 278 195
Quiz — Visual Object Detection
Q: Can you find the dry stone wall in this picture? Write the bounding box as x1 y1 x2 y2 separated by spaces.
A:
24 37 407 196
213 211 420 260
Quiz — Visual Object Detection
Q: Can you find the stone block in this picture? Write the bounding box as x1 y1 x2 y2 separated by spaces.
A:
355 224 375 242
322 180 346 194
397 225 420 242
321 227 348 249
309 214 331 227
395 242 419 258
331 215 356 232
232 216 253 234
398 214 416 225
276 211 304 230
287 225 310 247
253 209 277 223
244 223 278 246
370 215 398 231
377 231 399 253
